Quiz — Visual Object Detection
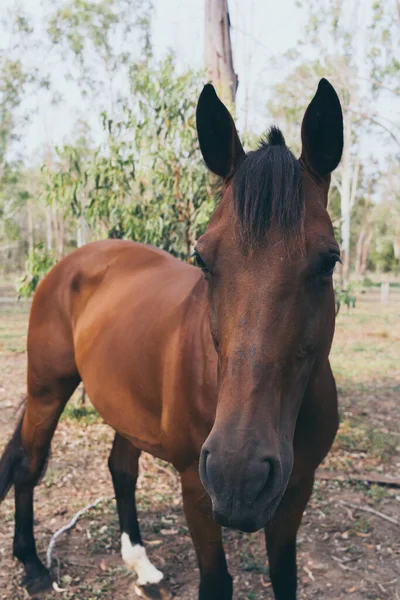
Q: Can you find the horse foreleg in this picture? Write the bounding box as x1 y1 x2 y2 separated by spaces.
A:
264 475 314 600
108 433 165 598
181 466 232 600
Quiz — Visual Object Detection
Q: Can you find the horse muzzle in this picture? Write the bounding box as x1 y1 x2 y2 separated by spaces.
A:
199 441 288 533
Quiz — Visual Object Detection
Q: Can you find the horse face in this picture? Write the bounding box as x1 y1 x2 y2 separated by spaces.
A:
195 81 343 532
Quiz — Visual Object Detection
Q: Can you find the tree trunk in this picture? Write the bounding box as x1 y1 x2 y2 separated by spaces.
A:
77 214 87 247
355 227 366 276
204 0 238 107
394 226 400 260
340 111 352 283
52 205 64 260
355 227 373 276
360 230 373 275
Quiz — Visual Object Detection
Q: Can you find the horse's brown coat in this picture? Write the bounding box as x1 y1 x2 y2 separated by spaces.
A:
46 240 217 465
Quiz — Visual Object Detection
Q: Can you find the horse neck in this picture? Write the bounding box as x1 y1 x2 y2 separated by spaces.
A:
182 276 217 385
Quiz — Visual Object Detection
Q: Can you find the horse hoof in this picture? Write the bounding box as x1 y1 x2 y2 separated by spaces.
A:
134 583 173 599
24 571 53 596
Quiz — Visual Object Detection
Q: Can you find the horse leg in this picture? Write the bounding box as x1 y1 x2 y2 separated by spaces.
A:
12 376 80 594
264 360 338 599
108 433 164 593
264 475 314 600
181 466 232 600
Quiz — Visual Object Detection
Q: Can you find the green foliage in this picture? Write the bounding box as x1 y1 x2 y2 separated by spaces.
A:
336 420 397 462
62 397 100 425
17 244 57 299
297 0 400 95
352 516 371 535
334 283 357 314
122 54 215 258
2 217 20 241
11 1 213 278
83 115 136 239
0 58 28 169
48 0 120 57
367 484 387 504
367 428 398 461
0 7 47 173
2 0 398 281
369 240 398 273
362 275 374 288
42 128 94 222
47 0 153 101
367 199 400 273
43 54 214 261
369 0 400 94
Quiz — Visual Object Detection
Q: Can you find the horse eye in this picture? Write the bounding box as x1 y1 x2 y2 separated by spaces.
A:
320 255 339 277
192 251 209 275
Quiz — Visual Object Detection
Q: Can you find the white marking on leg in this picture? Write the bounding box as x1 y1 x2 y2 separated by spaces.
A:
121 533 163 585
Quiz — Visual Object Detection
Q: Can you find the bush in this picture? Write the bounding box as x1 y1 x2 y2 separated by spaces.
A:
334 283 357 315
17 244 57 299
362 275 374 288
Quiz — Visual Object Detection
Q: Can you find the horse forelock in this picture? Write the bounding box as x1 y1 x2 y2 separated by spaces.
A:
232 126 304 246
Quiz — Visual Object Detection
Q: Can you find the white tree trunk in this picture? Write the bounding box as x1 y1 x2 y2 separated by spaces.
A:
355 228 366 275
394 228 400 260
204 0 238 106
340 111 352 283
77 214 87 248
52 205 64 260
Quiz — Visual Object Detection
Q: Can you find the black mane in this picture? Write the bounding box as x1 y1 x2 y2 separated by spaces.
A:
233 127 303 243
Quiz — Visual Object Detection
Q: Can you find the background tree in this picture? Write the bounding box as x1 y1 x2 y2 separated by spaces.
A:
21 51 215 296
0 7 50 270
268 0 399 282
204 0 237 107
0 0 398 289
47 0 153 114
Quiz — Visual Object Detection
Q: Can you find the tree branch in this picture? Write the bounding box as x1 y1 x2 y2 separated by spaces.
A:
338 500 399 526
365 115 400 147
46 496 114 571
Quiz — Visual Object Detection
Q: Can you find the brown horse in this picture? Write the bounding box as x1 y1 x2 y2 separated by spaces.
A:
0 79 343 600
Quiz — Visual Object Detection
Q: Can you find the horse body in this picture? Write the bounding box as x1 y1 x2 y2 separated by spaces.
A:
34 239 217 465
0 79 344 600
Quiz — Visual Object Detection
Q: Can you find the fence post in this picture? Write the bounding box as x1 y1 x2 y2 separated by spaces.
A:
380 281 390 304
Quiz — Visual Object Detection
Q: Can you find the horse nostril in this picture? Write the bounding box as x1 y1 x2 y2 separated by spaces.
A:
261 457 282 500
249 458 273 500
264 459 272 482
199 447 210 486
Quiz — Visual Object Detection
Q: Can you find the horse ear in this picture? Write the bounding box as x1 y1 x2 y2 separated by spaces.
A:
300 78 343 178
196 84 245 178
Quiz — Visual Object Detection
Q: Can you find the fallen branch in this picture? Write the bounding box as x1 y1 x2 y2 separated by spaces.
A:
46 495 114 570
338 500 399 526
332 555 358 571
302 565 315 581
316 469 400 489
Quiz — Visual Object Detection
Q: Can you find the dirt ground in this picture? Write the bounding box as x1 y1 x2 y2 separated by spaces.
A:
0 281 399 599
